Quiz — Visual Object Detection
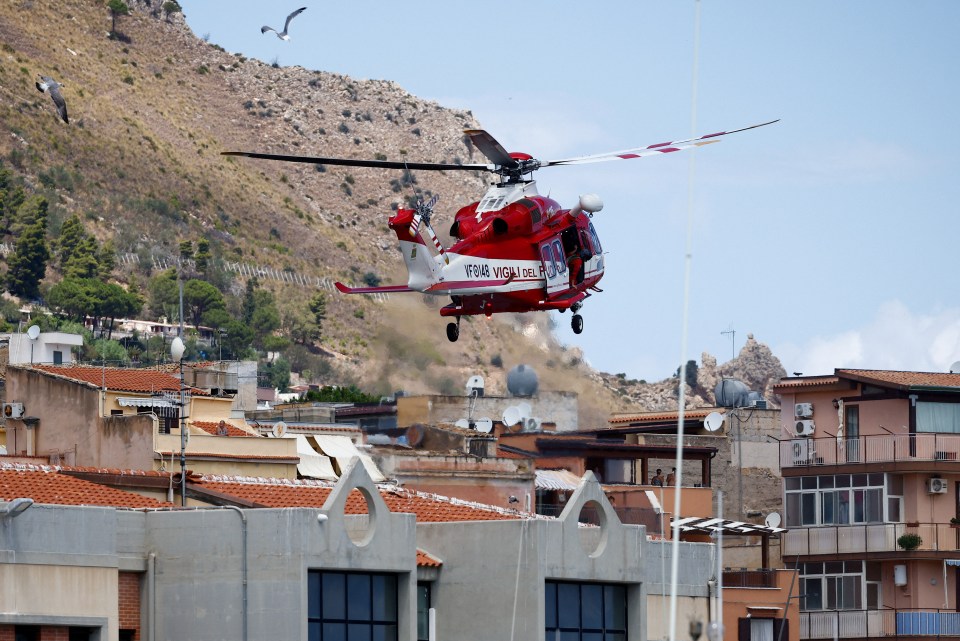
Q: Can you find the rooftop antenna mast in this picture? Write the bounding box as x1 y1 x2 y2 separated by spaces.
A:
721 328 735 362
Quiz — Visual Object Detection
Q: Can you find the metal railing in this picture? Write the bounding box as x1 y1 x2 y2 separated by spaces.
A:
722 568 777 588
784 522 960 556
800 609 960 639
782 433 960 468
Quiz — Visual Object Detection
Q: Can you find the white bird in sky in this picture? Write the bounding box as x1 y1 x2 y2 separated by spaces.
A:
261 7 306 41
35 74 68 124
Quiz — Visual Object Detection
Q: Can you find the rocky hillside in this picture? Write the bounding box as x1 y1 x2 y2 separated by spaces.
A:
0 0 787 425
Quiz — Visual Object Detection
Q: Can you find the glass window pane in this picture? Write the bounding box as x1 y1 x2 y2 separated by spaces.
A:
819 476 835 488
542 246 555 277
786 478 800 491
852 473 868 487
836 474 851 488
417 585 429 641
559 632 579 641
888 497 901 522
801 493 816 525
348 575 371 621
323 573 346 620
606 634 626 641
605 585 626 630
825 562 844 574
348 623 371 641
545 582 557 628
803 578 822 610
557 583 580 629
801 477 817 489
888 474 903 495
309 572 321 619
372 575 396 621
821 491 835 524
581 584 603 629
867 583 880 609
323 623 346 641
583 633 603 641
866 562 881 581
785 494 800 527
553 242 567 273
309 621 321 641
372 624 397 641
838 491 850 524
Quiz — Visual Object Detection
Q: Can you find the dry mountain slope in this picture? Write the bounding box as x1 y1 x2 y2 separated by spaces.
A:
0 0 787 424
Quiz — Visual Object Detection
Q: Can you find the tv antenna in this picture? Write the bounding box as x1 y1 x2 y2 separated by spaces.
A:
721 327 735 361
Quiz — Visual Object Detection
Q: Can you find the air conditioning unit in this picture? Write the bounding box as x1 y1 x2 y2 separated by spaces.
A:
795 420 815 437
2 402 24 419
752 399 768 409
928 478 948 494
795 402 814 418
791 439 814 466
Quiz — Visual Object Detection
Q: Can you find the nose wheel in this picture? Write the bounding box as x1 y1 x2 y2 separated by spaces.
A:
446 318 460 342
572 314 583 334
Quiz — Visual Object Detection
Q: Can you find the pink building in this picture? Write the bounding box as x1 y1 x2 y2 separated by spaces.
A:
775 369 960 641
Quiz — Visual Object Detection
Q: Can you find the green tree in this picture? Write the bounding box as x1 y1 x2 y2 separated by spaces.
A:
183 278 225 329
10 194 48 238
107 0 130 36
47 278 97 321
98 239 117 279
147 269 179 318
241 277 259 324
55 214 86 270
262 356 291 392
221 319 254 360
6 198 49 300
194 238 210 273
308 291 327 341
96 282 142 339
63 235 100 279
162 0 182 20
92 338 130 365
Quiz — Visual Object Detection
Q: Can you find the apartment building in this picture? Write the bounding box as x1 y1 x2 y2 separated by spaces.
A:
775 369 960 640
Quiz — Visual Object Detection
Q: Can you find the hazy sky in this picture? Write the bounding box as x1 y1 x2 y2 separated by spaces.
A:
181 1 960 381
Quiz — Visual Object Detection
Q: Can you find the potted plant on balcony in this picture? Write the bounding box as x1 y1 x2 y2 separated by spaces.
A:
951 517 960 528
898 533 923 550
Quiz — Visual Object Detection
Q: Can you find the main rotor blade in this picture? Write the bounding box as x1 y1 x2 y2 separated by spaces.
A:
222 151 492 173
463 129 518 168
542 119 779 167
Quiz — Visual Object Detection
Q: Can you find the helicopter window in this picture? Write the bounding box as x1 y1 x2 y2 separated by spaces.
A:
541 245 555 278
552 241 566 273
589 222 603 253
579 229 595 259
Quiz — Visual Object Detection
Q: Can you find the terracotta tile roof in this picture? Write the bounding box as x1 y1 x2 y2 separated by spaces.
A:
608 408 715 425
772 376 841 391
193 421 258 438
195 477 533 522
0 464 171 508
496 447 534 460
416 549 442 568
29 364 208 395
836 369 960 390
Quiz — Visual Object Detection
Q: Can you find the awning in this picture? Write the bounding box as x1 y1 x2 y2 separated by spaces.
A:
535 469 581 491
311 435 385 482
295 435 338 480
671 516 787 535
117 396 175 408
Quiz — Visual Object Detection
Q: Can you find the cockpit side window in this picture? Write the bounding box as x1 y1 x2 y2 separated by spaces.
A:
589 222 603 253
541 245 555 278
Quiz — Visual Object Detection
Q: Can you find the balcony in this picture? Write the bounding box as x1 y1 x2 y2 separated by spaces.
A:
722 568 778 588
784 522 960 557
781 433 960 470
801 609 960 639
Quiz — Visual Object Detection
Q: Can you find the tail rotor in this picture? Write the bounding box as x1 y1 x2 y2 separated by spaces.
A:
409 194 449 265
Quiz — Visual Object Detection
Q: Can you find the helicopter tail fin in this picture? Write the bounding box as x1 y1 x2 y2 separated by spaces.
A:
389 208 442 290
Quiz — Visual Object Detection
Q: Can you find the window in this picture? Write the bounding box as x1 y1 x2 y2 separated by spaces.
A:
797 561 879 612
308 571 398 641
545 580 626 640
589 223 602 254
541 245 556 278
53 350 63 365
784 474 893 527
552 241 567 273
917 402 960 433
737 618 787 641
111 410 124 416
417 582 431 641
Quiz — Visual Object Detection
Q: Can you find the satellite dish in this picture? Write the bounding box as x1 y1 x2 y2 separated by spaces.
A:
454 418 471 430
502 406 522 427
523 417 541 432
764 512 782 529
475 418 493 434
951 361 960 374
517 402 532 419
704 412 726 432
271 421 288 438
26 325 40 340
507 364 539 397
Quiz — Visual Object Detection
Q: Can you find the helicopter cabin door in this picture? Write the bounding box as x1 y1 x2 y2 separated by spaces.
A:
538 237 569 298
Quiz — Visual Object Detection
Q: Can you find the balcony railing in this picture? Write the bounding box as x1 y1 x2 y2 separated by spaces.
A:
781 433 960 469
722 568 777 588
784 522 960 556
801 609 960 639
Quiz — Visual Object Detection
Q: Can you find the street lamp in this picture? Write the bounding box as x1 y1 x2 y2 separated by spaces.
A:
170 336 187 507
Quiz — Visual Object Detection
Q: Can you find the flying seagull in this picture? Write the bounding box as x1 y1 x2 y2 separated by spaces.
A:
35 75 68 124
261 7 306 41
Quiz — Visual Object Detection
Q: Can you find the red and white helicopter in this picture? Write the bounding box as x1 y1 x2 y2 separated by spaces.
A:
224 120 775 342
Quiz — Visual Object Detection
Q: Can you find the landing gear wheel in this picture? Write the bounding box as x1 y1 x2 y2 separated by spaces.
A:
571 301 583 314
572 314 584 334
446 321 460 342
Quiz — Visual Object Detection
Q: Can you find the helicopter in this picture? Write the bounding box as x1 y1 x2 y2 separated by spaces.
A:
223 120 776 342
